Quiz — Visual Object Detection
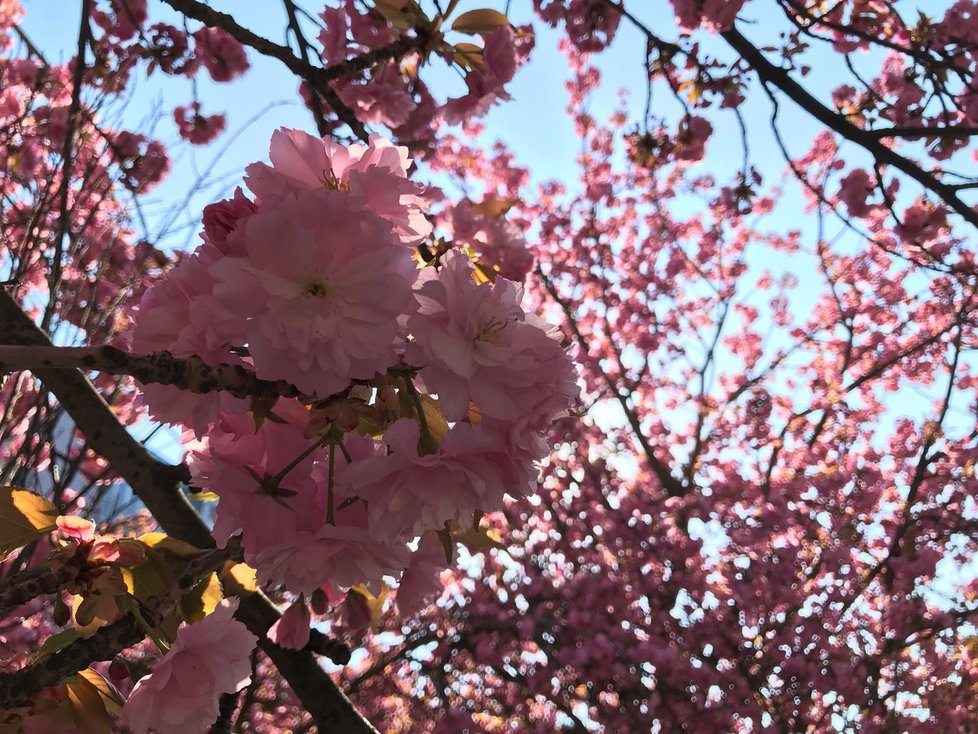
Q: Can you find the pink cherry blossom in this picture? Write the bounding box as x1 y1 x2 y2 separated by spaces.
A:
244 128 432 243
200 187 256 256
444 199 534 280
838 167 875 217
670 0 747 33
254 502 410 596
337 68 416 128
123 598 257 734
338 418 534 539
396 532 449 617
192 27 249 82
407 250 578 427
186 401 327 560
92 0 147 41
173 103 226 145
268 599 311 650
208 189 416 397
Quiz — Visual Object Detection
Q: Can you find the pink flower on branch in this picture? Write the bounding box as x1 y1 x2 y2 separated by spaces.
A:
245 127 432 243
173 103 226 145
268 598 312 650
407 250 578 428
123 598 257 734
338 418 534 540
208 189 416 398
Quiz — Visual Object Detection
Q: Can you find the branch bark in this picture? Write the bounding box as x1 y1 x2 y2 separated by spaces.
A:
0 345 301 400
719 26 978 231
0 290 379 733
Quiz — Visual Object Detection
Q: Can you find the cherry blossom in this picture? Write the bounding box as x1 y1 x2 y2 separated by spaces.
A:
407 250 577 426
123 599 257 734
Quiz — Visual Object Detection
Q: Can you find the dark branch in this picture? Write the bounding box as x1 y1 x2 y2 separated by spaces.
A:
0 290 379 733
719 26 978 231
0 345 302 400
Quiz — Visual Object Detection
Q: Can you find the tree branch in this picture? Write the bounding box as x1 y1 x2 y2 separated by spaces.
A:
46 0 92 331
160 0 435 143
864 126 978 139
0 345 301 400
535 267 687 497
160 0 365 140
0 290 379 733
719 26 978 230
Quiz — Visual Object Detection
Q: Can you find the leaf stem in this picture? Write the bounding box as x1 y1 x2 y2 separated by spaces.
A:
401 376 436 454
326 443 336 526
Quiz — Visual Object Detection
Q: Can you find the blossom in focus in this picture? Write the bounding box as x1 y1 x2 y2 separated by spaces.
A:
209 189 416 397
444 198 534 280
338 418 533 539
187 402 327 560
407 250 578 427
123 598 257 734
200 187 256 255
254 502 410 596
244 128 432 243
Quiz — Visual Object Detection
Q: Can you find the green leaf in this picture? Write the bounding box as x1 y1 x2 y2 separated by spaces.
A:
454 525 505 553
180 572 223 622
417 395 449 447
33 627 81 662
73 595 101 628
349 582 389 629
436 525 454 565
136 532 200 559
0 486 57 558
451 8 508 34
373 0 428 27
78 668 124 719
453 42 485 73
220 561 258 598
65 673 112 734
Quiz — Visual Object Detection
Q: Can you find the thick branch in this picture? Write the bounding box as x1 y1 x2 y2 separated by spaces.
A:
0 291 378 733
0 345 300 400
0 555 89 617
865 126 978 139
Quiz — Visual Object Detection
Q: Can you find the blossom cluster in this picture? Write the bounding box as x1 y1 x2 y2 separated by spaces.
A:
315 1 534 138
132 127 578 602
